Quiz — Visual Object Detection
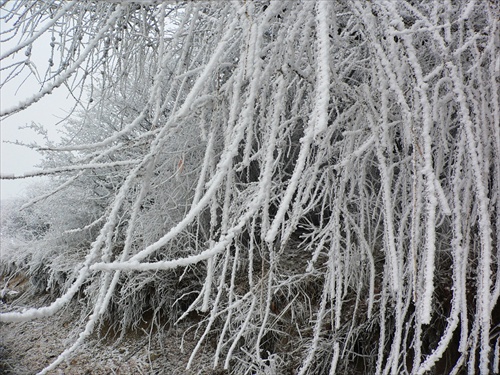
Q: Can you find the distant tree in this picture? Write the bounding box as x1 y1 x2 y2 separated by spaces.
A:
1 1 499 374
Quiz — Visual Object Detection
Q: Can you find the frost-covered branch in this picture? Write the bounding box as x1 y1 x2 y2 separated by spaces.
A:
0 1 498 374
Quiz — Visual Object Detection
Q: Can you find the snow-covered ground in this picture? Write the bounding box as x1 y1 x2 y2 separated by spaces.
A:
0 275 222 375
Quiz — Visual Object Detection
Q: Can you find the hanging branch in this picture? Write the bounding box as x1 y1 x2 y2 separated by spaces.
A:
0 1 498 374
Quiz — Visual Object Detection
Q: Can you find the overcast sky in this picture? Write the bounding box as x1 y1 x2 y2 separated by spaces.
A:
1 89 74 201
1 13 75 201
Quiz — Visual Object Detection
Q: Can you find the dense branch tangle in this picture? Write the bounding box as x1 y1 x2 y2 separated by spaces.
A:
1 1 499 374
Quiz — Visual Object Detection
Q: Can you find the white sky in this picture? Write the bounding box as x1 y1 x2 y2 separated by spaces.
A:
1 12 75 201
0 88 74 200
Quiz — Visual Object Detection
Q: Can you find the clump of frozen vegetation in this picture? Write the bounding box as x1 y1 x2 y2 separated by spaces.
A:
1 1 499 374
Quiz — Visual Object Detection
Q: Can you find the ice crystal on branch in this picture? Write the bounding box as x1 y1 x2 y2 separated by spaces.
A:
1 1 498 374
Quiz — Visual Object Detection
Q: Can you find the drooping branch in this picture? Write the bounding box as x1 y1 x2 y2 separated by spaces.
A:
0 1 498 375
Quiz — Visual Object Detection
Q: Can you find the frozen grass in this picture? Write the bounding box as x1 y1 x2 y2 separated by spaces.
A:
1 1 499 374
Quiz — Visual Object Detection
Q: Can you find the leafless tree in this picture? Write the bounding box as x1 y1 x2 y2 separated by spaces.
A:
1 1 499 374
